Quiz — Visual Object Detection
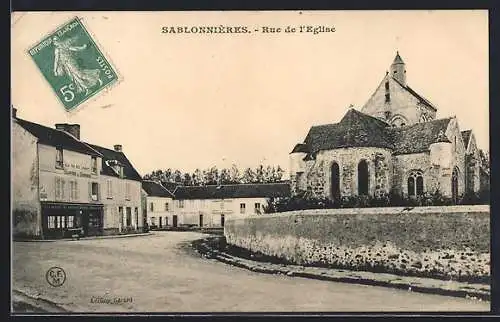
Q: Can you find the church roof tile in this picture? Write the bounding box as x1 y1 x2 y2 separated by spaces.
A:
298 109 452 158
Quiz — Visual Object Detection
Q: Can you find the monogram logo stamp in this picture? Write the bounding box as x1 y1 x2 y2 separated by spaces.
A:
45 266 66 287
28 17 118 112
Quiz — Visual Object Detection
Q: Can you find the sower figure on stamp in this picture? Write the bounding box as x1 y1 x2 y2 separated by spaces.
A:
53 36 103 96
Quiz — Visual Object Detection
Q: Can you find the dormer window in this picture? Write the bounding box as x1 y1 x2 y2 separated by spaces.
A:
105 160 124 178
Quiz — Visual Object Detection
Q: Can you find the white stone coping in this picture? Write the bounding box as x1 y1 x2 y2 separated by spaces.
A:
227 205 490 221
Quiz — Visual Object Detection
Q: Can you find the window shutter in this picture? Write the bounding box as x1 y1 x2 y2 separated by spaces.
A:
89 182 92 201
98 183 101 201
55 177 58 199
61 179 65 199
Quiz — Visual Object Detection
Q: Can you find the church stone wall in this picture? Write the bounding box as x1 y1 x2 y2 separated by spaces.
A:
361 76 436 126
303 147 393 199
225 206 490 283
392 152 438 197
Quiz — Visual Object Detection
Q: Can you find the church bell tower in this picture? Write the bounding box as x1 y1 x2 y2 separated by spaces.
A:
390 51 406 86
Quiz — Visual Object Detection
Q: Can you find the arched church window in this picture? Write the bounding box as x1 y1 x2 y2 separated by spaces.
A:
358 160 369 196
452 167 459 204
331 162 340 201
389 115 409 128
407 170 424 196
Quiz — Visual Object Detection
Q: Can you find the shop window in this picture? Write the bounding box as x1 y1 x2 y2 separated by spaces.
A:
67 216 74 228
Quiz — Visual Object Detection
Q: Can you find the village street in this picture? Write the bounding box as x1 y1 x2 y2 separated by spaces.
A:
13 232 489 313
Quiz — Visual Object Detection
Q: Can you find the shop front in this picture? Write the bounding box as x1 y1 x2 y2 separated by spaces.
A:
41 202 104 239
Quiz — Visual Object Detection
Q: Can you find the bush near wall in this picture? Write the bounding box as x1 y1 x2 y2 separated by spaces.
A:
264 189 489 213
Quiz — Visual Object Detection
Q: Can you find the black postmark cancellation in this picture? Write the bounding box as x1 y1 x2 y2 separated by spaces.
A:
90 295 133 305
45 266 66 287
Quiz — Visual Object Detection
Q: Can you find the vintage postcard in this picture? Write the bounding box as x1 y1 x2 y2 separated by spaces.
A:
11 10 490 314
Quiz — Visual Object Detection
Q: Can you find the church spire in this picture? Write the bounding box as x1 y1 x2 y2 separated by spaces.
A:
390 51 407 86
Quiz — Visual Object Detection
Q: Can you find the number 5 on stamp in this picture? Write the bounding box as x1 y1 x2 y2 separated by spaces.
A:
28 17 118 112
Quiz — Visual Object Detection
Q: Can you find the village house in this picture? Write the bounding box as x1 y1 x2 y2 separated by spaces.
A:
290 52 488 203
12 109 143 239
159 183 291 228
142 180 176 229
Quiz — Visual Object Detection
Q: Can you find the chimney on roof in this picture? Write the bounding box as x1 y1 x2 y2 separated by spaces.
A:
114 144 122 152
55 123 81 140
12 106 17 119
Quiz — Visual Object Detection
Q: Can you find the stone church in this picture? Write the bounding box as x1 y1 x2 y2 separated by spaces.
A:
289 52 486 203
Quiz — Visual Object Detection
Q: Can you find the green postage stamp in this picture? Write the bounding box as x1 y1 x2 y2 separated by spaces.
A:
28 17 118 112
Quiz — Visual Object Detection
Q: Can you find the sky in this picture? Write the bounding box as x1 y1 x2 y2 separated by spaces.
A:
11 10 489 177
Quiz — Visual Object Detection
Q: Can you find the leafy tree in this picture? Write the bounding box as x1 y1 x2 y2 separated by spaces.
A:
220 168 231 184
192 169 202 186
242 167 256 183
183 173 193 186
229 164 240 183
275 165 284 182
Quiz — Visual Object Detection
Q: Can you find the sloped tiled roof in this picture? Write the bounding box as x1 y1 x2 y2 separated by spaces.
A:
15 118 102 157
392 77 437 112
303 109 393 155
173 182 291 200
461 130 472 148
86 143 142 181
389 118 452 155
161 182 180 193
290 143 310 154
142 180 175 198
295 109 453 157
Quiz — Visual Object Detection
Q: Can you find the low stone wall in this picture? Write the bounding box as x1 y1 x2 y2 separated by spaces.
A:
224 206 490 283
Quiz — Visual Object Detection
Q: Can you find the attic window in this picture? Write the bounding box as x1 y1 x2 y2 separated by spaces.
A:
385 82 389 91
385 93 391 103
394 70 397 74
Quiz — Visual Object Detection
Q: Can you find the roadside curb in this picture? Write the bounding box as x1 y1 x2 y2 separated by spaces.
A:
12 289 70 313
193 237 490 302
14 232 153 242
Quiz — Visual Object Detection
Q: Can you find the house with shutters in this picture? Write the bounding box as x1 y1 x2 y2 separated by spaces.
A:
12 108 143 239
289 52 488 203
142 180 176 229
170 183 291 228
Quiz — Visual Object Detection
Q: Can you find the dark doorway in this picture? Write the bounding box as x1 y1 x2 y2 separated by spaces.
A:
86 210 103 236
331 162 340 201
220 214 225 227
172 215 178 228
358 160 369 196
199 214 203 227
126 207 132 228
118 207 123 231
452 167 459 204
159 216 162 228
